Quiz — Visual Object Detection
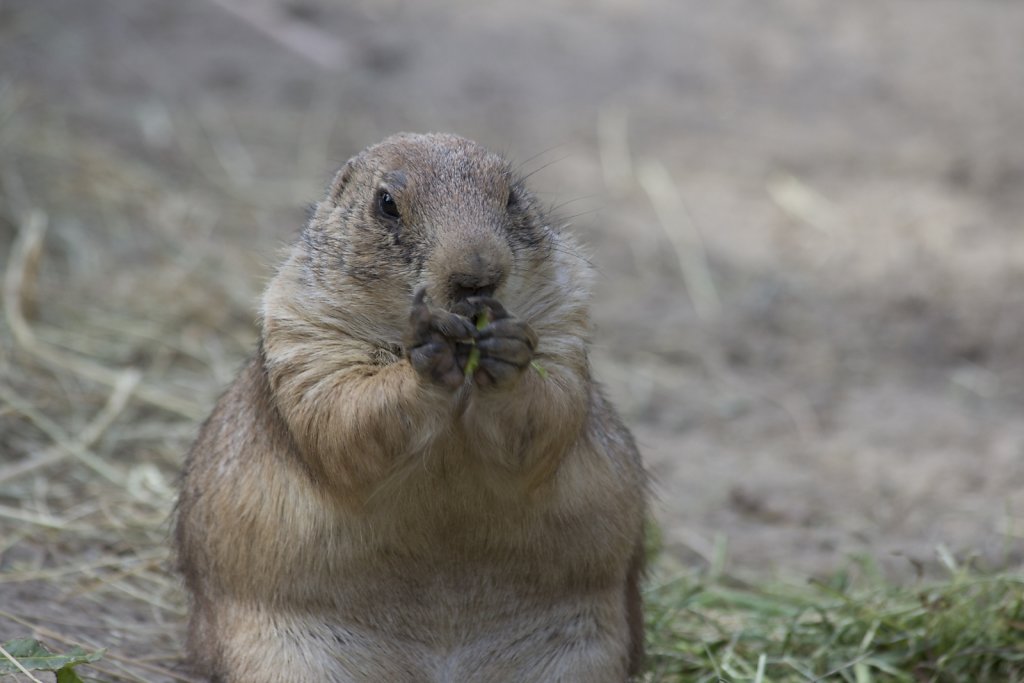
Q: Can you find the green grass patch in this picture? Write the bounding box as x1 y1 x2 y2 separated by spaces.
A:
642 560 1024 682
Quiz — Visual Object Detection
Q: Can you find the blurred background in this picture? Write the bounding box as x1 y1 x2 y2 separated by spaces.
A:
1 0 1023 678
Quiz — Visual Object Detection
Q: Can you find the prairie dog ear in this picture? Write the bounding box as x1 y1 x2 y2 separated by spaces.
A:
327 157 358 204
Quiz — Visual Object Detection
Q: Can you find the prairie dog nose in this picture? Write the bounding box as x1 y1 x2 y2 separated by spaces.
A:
449 270 501 301
439 244 509 303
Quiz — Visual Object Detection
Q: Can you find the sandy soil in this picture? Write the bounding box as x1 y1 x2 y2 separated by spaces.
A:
1 0 1023 678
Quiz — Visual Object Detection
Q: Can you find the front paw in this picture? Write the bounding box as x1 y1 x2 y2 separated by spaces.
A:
454 297 538 390
405 289 476 390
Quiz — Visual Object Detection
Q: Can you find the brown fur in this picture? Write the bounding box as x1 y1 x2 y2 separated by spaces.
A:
174 133 648 682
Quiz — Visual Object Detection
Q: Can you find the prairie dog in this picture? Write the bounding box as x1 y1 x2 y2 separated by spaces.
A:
174 133 647 682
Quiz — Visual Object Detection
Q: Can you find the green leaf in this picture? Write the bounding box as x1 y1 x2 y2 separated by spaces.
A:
464 311 491 379
464 346 481 377
0 638 104 674
56 665 86 683
529 360 548 379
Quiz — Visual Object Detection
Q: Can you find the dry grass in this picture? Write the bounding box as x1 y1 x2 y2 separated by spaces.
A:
0 89 251 682
0 76 361 680
2 83 1022 683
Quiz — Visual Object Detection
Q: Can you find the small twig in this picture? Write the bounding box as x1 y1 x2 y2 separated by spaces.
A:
0 549 167 584
0 503 78 530
0 449 66 487
638 160 721 321
766 171 839 235
3 209 46 345
74 570 185 615
0 383 132 488
76 369 141 451
754 653 767 683
0 367 140 487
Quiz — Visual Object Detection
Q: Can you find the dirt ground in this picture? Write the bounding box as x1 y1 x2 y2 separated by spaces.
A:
1 0 1023 679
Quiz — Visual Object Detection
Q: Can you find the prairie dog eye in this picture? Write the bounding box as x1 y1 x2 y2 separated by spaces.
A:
377 190 400 219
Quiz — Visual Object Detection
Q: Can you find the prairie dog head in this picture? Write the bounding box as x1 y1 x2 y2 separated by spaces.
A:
266 133 589 350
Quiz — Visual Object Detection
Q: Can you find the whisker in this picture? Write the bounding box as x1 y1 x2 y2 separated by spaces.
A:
508 143 571 177
515 154 574 185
